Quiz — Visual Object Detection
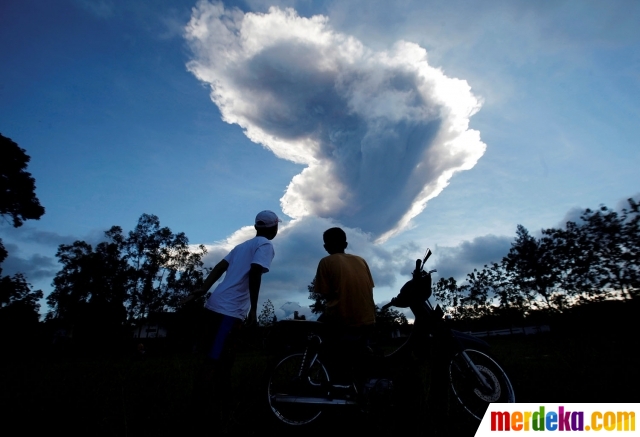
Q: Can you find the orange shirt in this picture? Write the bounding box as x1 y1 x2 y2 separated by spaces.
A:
314 253 375 327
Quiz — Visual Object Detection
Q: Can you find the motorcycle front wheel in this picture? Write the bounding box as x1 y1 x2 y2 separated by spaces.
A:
267 352 330 426
449 349 515 420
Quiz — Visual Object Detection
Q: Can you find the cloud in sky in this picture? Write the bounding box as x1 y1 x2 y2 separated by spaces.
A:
1 243 58 282
433 234 513 281
0 226 77 248
185 1 486 241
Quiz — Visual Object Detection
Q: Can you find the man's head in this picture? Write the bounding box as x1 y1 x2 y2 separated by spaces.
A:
323 227 347 254
255 210 281 240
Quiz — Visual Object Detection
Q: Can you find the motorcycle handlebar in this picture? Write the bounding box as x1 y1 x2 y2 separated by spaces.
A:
386 249 435 311
413 249 433 275
422 248 432 265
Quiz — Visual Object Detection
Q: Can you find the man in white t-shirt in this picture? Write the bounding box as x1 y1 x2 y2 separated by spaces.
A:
201 211 279 325
183 210 280 421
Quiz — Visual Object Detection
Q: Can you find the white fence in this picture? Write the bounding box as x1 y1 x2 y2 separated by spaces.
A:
467 325 550 337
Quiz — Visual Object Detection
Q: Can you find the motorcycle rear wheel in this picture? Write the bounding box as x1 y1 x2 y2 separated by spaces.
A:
267 353 330 426
449 349 515 420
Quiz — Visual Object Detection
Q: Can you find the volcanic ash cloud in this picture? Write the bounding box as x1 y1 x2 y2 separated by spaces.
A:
185 2 486 241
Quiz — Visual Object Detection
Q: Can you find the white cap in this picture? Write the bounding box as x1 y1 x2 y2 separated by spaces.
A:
255 210 282 228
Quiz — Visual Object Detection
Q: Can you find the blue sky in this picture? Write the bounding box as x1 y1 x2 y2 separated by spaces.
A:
1 0 639 320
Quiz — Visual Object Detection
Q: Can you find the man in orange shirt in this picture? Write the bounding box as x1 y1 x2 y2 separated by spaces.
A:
314 227 376 384
314 227 376 328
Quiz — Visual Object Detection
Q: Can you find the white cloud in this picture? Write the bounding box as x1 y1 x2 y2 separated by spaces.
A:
185 2 486 240
433 234 513 281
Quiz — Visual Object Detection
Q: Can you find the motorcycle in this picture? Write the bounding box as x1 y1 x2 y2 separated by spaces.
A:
264 249 515 427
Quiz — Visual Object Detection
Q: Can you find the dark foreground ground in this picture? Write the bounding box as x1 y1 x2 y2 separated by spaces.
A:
2 302 638 436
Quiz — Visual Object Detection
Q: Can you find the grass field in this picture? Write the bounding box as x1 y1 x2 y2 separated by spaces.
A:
2 306 638 436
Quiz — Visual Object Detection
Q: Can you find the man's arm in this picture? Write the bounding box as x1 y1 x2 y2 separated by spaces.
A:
246 263 264 326
313 259 336 299
179 259 229 305
201 259 230 292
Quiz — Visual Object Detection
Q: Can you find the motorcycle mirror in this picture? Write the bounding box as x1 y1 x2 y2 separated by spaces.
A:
422 248 432 267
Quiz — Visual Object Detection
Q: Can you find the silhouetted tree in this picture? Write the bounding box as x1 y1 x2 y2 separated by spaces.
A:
0 273 43 353
580 204 636 299
375 305 408 327
47 240 95 321
485 261 529 320
47 215 207 332
0 239 6 271
503 225 561 309
125 214 206 319
433 276 461 317
373 304 407 338
540 199 640 303
435 199 640 322
307 278 326 314
0 273 43 323
0 134 46 335
49 226 132 338
458 267 493 319
0 134 45 227
541 220 600 302
258 299 276 327
622 198 640 297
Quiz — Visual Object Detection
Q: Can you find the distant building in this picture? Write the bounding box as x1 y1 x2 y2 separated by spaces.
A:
133 323 168 339
132 312 175 339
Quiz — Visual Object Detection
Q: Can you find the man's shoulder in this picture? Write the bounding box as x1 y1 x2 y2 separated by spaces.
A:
321 253 367 266
341 253 367 263
233 236 272 250
317 253 339 269
227 237 273 260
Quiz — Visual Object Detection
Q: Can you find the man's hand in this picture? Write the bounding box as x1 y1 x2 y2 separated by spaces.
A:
179 289 206 306
245 309 257 327
180 260 230 307
179 260 228 306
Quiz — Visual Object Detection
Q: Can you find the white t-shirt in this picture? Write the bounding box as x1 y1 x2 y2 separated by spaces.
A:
205 236 275 320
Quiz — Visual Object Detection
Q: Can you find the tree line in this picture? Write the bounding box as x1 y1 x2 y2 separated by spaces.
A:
433 199 640 322
2 133 638 342
45 198 635 333
45 214 209 329
1 134 213 350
